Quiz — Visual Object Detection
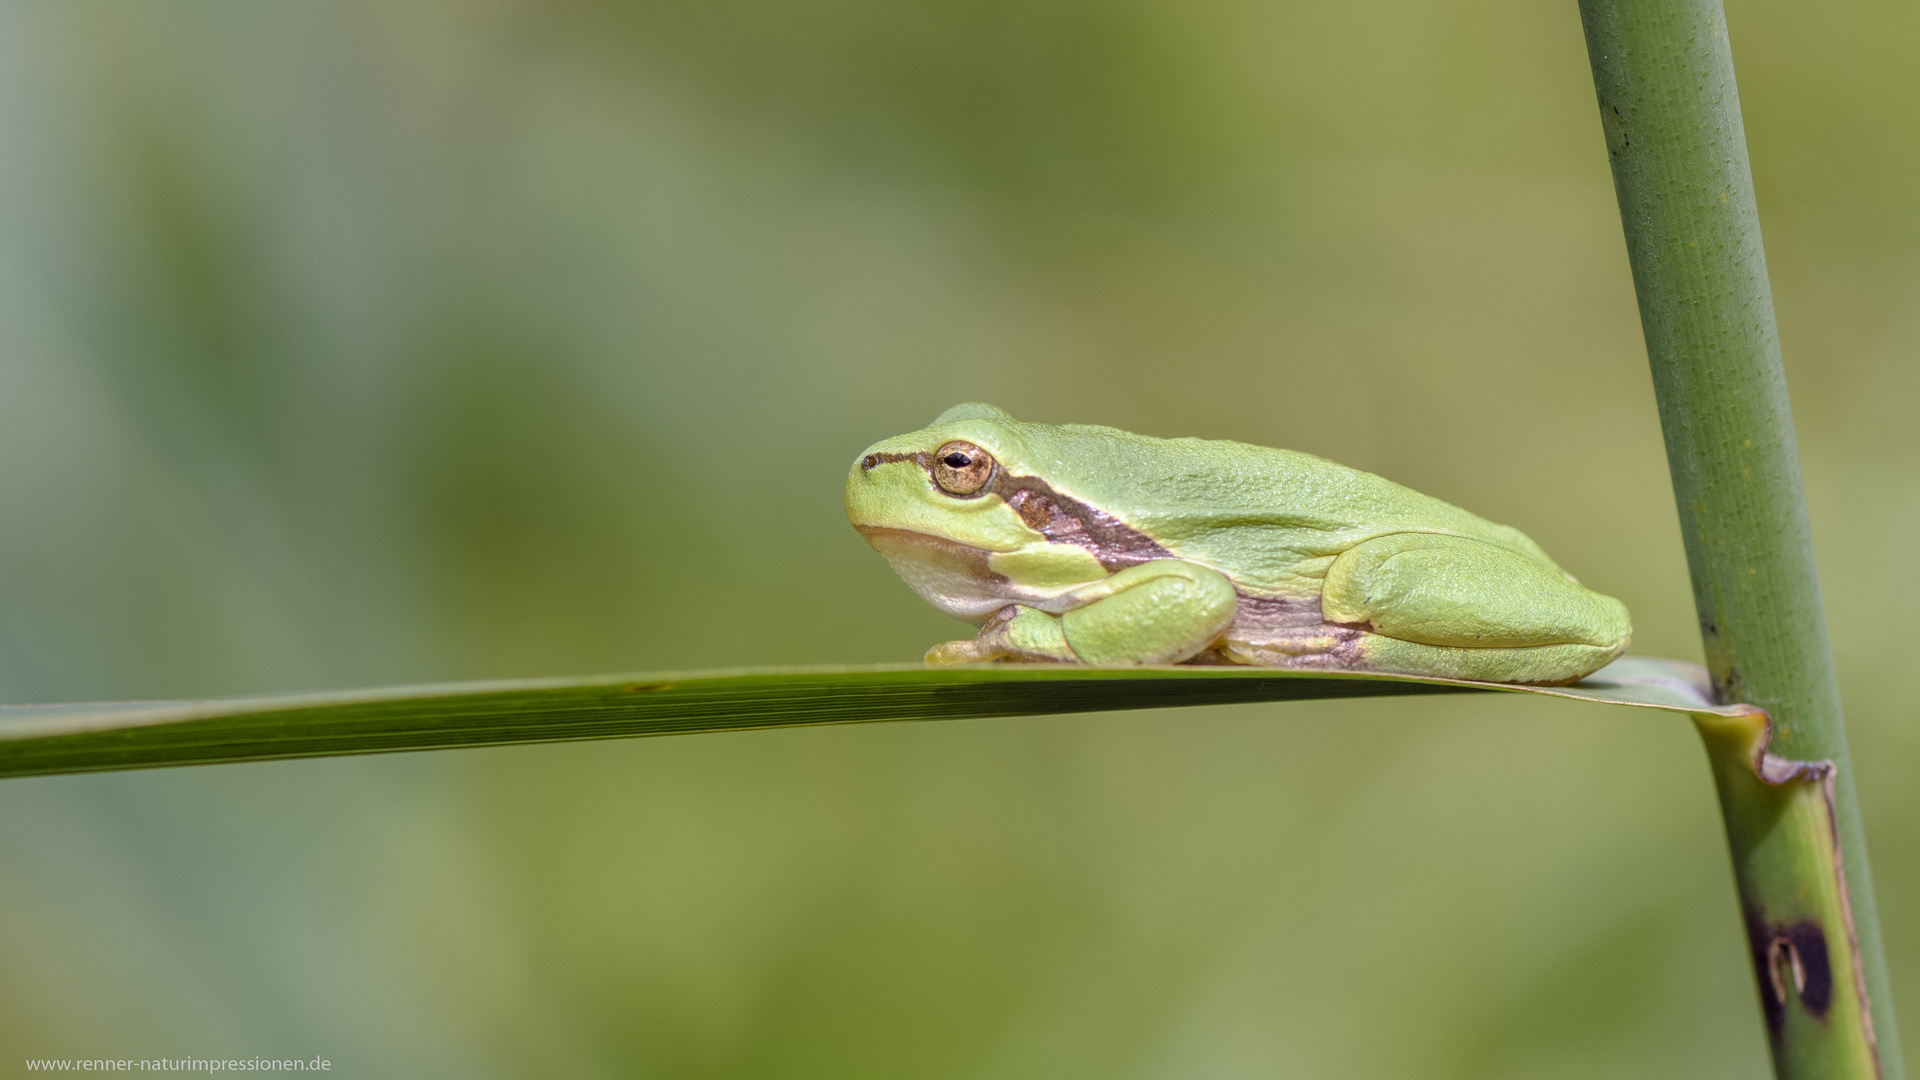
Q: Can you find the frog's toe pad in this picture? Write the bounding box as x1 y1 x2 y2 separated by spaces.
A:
926 639 993 665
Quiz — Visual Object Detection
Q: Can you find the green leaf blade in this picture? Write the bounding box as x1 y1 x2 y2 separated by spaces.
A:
0 656 1729 780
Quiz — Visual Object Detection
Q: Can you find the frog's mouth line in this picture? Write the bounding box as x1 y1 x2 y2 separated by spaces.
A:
853 526 1004 566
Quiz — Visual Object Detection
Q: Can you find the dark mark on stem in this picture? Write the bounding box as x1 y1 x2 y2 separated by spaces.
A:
1747 909 1834 1031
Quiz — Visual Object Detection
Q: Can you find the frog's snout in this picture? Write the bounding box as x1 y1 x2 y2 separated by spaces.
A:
844 449 900 529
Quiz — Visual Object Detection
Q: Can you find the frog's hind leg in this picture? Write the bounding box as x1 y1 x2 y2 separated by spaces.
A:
1318 532 1631 684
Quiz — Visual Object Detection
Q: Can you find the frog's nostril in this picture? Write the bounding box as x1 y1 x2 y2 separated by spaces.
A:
861 454 881 472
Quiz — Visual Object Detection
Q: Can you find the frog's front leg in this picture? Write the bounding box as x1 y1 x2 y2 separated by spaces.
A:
926 560 1238 666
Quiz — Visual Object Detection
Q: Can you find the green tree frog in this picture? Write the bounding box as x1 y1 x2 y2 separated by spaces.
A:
846 403 1631 685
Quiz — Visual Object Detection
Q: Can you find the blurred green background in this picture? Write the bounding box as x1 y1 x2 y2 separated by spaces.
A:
0 0 1913 1076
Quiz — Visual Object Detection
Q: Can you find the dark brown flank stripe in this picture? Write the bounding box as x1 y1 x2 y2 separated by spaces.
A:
988 475 1172 571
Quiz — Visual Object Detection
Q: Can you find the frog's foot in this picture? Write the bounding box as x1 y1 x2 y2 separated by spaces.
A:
925 639 994 665
926 605 1078 665
925 560 1239 666
1220 628 1625 686
1361 636 1629 686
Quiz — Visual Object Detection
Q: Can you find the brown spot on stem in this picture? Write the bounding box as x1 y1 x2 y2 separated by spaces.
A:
1747 910 1834 1030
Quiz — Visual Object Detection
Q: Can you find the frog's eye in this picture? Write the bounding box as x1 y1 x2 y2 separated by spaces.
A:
932 441 995 496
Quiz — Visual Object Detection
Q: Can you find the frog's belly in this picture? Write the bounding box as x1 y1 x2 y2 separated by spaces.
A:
1204 593 1366 667
858 528 1087 626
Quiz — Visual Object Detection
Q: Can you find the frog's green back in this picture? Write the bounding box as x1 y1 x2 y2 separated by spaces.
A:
930 411 1562 600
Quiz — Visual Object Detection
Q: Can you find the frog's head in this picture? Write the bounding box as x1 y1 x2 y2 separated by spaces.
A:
845 402 1040 551
846 403 1086 623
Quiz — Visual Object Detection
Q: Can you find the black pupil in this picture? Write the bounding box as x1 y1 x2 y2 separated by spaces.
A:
943 453 971 468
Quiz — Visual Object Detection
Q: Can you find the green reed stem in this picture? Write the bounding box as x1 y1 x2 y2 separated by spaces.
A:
1576 2 1901 1075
